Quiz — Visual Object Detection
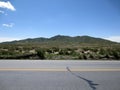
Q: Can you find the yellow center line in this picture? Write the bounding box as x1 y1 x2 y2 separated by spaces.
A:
0 68 120 71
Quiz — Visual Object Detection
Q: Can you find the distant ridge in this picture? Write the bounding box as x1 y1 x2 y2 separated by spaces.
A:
0 35 120 60
1 35 118 46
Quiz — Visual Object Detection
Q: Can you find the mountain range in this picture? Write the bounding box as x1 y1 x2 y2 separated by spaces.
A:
0 35 120 59
2 35 118 45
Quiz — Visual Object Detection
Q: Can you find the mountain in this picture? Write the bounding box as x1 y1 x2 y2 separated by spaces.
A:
1 35 118 47
0 35 120 60
49 35 113 43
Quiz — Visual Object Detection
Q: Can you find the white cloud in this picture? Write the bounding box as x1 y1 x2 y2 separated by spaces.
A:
0 37 20 43
105 36 120 43
0 10 8 15
0 1 16 11
0 10 4 14
2 23 14 28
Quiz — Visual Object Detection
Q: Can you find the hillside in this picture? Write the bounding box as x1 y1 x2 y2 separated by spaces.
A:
0 35 120 60
2 35 117 46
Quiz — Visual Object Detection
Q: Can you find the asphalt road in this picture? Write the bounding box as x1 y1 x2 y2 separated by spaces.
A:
0 60 120 90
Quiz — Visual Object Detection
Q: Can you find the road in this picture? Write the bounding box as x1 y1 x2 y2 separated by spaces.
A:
0 60 120 90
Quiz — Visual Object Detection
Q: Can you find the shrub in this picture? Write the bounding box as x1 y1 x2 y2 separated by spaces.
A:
36 49 46 59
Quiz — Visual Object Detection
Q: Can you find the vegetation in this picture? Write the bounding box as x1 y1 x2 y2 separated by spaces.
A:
0 35 120 60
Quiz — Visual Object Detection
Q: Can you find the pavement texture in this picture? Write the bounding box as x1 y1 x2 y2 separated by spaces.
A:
0 60 120 90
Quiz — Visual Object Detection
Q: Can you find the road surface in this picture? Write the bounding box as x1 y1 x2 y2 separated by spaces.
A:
0 60 120 90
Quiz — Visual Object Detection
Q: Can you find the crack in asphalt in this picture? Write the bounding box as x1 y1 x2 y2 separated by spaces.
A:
66 67 99 90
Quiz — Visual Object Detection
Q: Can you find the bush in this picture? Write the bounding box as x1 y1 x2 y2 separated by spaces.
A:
36 49 46 59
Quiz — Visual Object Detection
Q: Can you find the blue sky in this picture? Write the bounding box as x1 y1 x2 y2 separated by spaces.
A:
0 0 120 42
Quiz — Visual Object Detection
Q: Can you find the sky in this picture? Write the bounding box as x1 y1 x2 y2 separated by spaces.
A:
0 0 120 42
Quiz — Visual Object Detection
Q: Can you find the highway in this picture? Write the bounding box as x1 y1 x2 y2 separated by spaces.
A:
0 60 120 90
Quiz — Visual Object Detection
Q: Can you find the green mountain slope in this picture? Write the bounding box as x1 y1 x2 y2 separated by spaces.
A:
3 35 117 45
0 35 120 60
